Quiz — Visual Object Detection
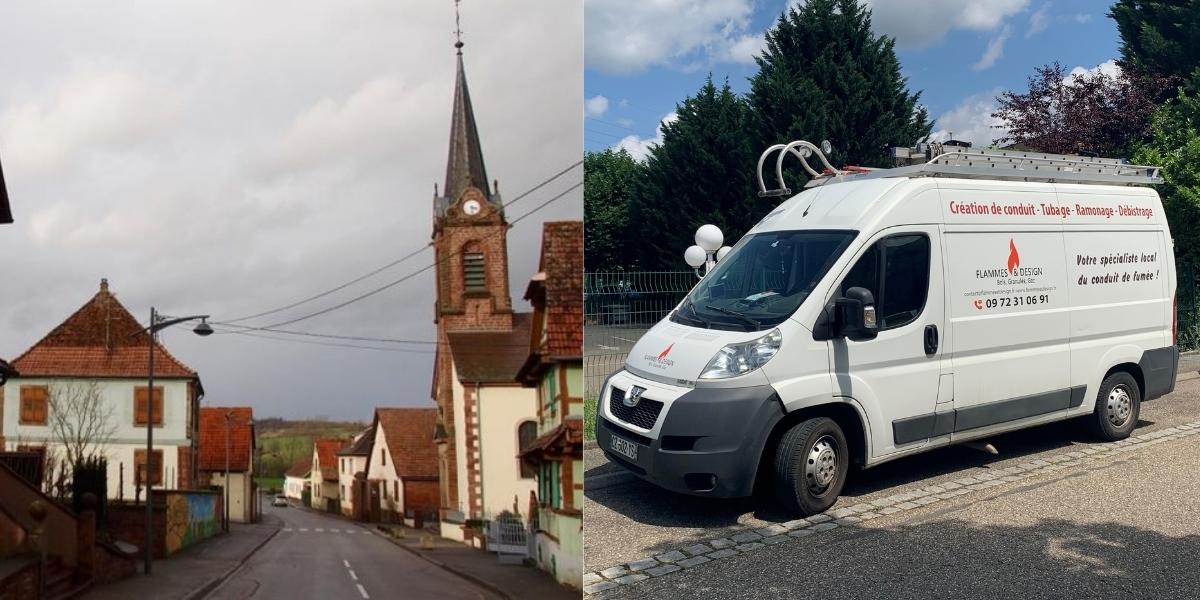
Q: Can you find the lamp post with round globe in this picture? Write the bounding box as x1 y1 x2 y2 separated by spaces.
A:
685 225 733 278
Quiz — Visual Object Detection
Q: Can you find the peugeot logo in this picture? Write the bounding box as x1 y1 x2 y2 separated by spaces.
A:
623 386 646 408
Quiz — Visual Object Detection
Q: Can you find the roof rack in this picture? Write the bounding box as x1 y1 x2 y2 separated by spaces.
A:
756 140 1163 196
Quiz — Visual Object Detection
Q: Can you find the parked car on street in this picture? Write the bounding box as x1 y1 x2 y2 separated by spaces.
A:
272 494 288 507
598 141 1179 516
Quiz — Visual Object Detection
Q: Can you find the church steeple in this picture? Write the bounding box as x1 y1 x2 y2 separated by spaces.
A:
438 9 499 218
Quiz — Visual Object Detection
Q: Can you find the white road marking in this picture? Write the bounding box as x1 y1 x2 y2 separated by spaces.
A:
330 528 340 533
348 570 358 581
283 528 293 532
615 336 638 343
299 528 308 532
315 528 324 532
356 583 369 598
598 344 618 350
346 530 356 534
343 560 350 568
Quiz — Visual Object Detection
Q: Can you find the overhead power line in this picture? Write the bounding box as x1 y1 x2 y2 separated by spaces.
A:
220 160 582 324
214 179 581 333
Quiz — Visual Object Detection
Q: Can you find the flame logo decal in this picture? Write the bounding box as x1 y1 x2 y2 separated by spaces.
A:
1007 239 1020 273
658 343 674 360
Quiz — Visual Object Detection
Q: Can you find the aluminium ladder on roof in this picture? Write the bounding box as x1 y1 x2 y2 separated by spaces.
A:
755 141 1164 197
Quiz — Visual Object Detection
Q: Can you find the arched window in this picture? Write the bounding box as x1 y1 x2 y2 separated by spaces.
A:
517 420 538 479
463 242 486 293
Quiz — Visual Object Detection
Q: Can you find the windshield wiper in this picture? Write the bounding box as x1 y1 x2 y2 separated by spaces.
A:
704 305 761 329
683 301 710 327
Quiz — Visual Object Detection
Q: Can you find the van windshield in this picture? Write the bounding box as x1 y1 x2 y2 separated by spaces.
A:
674 230 856 331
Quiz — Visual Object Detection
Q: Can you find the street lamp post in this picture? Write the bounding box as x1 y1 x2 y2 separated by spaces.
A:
143 307 212 575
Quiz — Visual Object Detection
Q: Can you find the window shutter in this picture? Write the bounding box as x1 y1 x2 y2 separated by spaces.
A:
20 386 48 425
464 252 486 292
135 386 164 425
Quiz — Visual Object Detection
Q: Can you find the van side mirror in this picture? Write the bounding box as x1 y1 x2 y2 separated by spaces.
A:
836 287 878 341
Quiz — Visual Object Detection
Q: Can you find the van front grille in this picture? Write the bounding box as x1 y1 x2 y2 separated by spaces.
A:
608 386 664 430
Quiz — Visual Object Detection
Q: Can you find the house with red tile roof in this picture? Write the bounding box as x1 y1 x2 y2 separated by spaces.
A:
364 408 439 525
517 221 584 588
336 426 372 518
197 407 256 523
309 438 343 512
283 456 311 502
1 279 204 500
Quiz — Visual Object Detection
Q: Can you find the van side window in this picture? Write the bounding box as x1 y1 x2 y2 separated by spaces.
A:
841 234 930 330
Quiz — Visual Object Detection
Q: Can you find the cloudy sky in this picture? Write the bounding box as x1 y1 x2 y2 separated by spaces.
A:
585 0 1120 156
0 1 583 420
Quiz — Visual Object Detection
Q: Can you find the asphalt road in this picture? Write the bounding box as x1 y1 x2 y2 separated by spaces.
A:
585 374 1200 583
208 503 498 600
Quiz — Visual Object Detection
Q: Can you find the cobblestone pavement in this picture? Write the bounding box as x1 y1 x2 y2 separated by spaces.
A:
584 374 1200 597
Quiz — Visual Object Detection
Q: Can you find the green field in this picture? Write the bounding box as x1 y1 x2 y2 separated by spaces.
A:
255 476 284 493
584 397 597 441
255 420 366 479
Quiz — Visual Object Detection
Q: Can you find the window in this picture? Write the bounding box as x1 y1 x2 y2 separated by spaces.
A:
380 448 386 466
464 246 486 293
135 449 164 486
19 386 48 425
393 481 399 501
518 421 538 478
841 233 930 330
134 386 164 426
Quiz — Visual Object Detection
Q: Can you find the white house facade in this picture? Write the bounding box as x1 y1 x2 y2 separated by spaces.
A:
1 280 202 500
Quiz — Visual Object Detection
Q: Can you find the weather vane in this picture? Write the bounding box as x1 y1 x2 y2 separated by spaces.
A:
454 0 464 51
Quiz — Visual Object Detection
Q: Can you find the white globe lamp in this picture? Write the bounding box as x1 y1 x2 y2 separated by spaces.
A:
695 224 723 252
715 246 732 262
684 245 707 269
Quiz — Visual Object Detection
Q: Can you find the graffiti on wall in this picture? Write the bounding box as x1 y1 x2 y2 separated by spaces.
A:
164 491 220 554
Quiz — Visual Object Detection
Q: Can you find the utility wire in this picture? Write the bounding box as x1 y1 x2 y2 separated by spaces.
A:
218 328 438 354
220 160 582 324
212 323 532 347
213 180 581 333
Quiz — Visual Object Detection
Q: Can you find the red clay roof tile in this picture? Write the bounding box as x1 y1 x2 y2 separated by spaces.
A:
314 438 342 482
10 280 197 379
197 407 254 472
374 408 438 479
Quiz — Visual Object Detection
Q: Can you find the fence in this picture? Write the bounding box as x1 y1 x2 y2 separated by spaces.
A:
584 271 695 398
584 266 1200 400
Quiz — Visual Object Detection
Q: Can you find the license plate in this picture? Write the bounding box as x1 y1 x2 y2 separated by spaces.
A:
609 434 639 462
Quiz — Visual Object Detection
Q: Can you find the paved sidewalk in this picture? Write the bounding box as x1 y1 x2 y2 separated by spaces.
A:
377 523 578 600
84 516 281 600
592 421 1200 598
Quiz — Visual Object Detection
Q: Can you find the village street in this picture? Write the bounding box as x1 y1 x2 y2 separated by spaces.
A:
584 366 1200 598
209 504 498 600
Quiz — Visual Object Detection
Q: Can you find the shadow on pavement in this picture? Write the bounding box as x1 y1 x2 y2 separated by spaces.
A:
586 417 1153 531
616 518 1200 599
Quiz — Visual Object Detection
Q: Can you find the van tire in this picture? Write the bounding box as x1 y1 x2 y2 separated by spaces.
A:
1087 372 1141 441
773 417 849 516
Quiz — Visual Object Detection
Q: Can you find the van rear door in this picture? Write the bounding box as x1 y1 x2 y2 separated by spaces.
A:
827 225 947 457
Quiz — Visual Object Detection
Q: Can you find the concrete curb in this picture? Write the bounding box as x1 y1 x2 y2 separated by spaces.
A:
187 526 282 600
375 528 514 600
584 440 598 451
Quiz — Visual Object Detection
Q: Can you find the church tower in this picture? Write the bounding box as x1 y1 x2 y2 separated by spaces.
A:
431 31 513 332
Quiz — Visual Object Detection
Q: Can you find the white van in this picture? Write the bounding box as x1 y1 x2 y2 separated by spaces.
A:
596 142 1179 515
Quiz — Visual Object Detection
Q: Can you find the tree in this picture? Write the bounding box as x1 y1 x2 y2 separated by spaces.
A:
630 77 765 270
583 148 641 271
748 0 930 190
46 381 117 486
1132 76 1200 271
993 62 1158 157
1110 0 1200 87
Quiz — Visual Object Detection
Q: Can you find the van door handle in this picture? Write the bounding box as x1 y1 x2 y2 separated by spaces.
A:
924 324 939 355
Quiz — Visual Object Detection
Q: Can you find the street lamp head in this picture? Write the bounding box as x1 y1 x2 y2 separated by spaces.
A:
193 319 214 337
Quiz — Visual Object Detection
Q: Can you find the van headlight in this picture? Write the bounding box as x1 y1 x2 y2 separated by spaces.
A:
699 329 782 379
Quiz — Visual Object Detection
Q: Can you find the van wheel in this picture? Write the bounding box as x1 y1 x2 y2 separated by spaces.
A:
773 417 848 516
1087 372 1141 441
